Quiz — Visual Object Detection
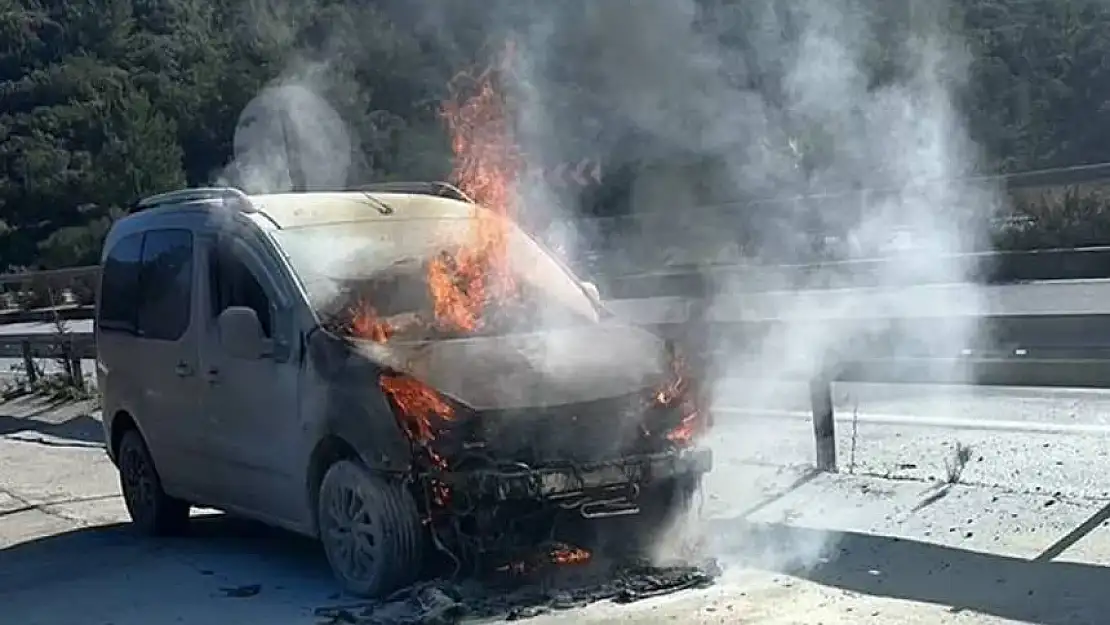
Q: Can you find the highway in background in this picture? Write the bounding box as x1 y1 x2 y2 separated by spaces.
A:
607 277 1110 324
5 280 1110 623
1 279 1110 335
5 279 1110 437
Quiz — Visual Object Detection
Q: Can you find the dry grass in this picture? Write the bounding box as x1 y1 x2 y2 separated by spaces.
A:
945 442 974 485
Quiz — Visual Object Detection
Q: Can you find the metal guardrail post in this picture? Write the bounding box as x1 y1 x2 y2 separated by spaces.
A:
20 340 37 384
809 372 837 472
65 342 83 390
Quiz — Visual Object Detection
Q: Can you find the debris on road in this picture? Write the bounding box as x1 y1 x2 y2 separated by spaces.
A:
220 584 262 598
313 559 720 624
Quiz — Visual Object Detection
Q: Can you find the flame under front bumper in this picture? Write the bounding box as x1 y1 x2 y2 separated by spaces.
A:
442 446 713 503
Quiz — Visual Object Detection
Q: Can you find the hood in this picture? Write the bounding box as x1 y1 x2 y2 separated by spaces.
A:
352 322 667 410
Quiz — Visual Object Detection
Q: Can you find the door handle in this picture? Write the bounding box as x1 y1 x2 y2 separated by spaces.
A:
174 362 194 377
204 368 220 385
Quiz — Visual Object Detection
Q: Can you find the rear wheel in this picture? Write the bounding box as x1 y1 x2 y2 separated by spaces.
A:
117 429 191 536
317 460 424 598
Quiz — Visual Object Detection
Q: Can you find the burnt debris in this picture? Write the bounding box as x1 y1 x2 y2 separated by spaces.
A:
313 558 721 625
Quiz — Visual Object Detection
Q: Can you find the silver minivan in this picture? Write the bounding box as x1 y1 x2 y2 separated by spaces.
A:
96 183 713 597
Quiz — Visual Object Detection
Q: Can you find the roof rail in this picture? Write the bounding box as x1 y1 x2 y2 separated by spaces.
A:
356 181 475 204
134 187 255 212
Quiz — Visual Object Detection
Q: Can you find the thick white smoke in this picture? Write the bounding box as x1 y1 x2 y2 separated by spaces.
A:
214 0 1001 578
494 0 998 572
217 75 353 193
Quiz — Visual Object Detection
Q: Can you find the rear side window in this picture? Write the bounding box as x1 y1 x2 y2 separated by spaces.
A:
137 229 194 341
98 233 144 333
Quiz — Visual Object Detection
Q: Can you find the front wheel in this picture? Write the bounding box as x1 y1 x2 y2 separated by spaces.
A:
317 460 424 598
117 429 191 536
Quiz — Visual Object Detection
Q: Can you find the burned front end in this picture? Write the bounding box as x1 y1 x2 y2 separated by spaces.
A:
362 326 713 570
433 366 710 502
302 210 713 569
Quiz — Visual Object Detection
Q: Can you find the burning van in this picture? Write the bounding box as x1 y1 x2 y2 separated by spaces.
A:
96 182 713 599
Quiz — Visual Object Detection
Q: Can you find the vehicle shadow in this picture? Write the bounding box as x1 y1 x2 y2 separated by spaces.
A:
0 397 102 445
3 509 725 624
1 513 339 619
0 412 103 445
710 517 1109 625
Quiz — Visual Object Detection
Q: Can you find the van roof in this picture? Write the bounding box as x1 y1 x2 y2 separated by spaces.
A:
250 191 477 229
124 185 483 231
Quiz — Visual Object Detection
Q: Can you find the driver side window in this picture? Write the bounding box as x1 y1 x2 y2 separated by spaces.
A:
209 240 274 338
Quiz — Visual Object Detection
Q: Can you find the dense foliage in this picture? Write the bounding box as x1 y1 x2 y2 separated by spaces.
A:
4 0 1110 271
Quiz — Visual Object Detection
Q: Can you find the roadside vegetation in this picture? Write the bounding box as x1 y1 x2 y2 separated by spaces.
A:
4 0 1110 275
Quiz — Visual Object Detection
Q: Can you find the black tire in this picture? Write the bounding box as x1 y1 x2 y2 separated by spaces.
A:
317 460 424 598
117 429 191 536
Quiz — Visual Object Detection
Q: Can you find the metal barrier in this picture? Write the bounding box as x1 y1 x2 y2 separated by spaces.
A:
4 259 1110 473
15 242 1110 302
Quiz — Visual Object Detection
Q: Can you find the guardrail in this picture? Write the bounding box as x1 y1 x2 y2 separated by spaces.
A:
6 256 1110 473
599 245 1110 299
14 241 1110 303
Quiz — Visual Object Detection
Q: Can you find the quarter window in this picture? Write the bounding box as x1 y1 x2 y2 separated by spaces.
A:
97 232 144 334
136 229 194 341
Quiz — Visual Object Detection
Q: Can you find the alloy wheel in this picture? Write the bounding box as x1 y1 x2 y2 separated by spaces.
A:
320 478 385 585
121 442 156 524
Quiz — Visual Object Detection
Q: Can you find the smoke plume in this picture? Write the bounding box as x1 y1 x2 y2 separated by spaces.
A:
216 0 1000 578
489 0 998 572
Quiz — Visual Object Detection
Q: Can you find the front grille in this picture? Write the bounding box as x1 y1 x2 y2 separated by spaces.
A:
460 392 682 464
444 447 715 502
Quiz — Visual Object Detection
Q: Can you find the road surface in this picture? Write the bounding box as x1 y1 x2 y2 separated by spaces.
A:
4 383 1110 624
603 278 1110 325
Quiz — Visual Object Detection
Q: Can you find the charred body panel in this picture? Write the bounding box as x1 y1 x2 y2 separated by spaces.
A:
305 328 414 474
311 320 712 569
432 388 701 466
309 319 711 501
442 448 713 503
308 268 705 568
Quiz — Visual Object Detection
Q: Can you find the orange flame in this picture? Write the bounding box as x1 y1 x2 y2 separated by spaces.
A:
495 543 592 576
654 350 691 407
349 50 531 513
350 302 393 343
429 47 523 333
550 544 592 566
666 399 702 445
379 373 454 506
379 373 454 444
654 348 706 445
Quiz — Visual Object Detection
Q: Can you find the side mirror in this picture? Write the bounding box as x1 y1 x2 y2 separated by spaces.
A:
581 281 601 301
217 306 270 359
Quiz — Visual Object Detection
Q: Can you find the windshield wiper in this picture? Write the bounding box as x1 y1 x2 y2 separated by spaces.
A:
357 191 394 215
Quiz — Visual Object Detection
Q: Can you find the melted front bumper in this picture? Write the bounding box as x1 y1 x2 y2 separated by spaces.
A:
442 446 713 503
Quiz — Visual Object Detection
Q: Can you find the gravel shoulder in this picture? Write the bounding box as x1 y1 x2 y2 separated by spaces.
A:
4 394 1110 625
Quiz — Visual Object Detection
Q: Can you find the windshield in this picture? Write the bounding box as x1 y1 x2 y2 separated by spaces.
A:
273 214 601 341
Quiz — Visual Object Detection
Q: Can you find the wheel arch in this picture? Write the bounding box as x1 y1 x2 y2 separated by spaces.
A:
305 434 362 534
108 409 140 462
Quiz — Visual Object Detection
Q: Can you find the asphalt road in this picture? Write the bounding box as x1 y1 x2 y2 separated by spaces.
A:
4 382 1110 624
711 278 1110 318
605 278 1110 324
720 380 1110 428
